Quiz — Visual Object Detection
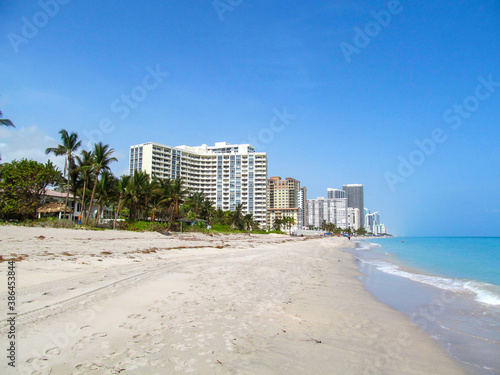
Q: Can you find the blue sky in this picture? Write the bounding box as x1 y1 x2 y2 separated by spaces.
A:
1 0 499 236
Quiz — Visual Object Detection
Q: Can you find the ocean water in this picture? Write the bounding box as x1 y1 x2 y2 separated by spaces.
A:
353 237 500 375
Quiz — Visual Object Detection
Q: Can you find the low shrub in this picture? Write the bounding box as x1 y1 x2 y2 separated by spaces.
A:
32 218 76 229
120 221 169 233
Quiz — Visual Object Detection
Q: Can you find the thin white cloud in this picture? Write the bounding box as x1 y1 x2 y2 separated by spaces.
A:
0 126 65 171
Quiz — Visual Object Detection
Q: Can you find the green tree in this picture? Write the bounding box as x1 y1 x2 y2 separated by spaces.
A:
68 158 84 216
75 150 94 221
126 171 150 221
113 175 131 229
213 208 226 225
45 129 82 215
153 177 173 222
85 142 117 225
356 227 367 236
95 171 117 224
242 213 256 231
0 159 61 220
231 203 245 230
320 220 328 231
200 198 215 223
273 217 283 231
283 216 295 234
167 179 188 229
185 191 205 218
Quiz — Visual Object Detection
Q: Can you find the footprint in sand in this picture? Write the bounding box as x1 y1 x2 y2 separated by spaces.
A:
45 347 60 356
126 348 145 359
92 332 107 338
32 370 52 375
71 336 92 351
128 313 145 319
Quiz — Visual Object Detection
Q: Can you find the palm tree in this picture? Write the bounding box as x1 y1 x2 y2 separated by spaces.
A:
113 175 131 229
167 179 188 229
68 157 84 215
231 203 245 230
45 130 82 217
320 220 329 232
149 177 166 222
0 110 15 161
213 208 226 225
356 227 367 236
186 191 205 217
273 217 283 231
0 111 14 127
85 142 117 225
243 213 255 231
200 198 215 223
127 171 150 221
154 177 173 222
284 216 295 234
75 150 94 222
95 171 117 225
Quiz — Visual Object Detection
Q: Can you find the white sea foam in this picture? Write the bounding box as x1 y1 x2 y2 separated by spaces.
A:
363 260 500 306
356 242 381 251
463 282 500 306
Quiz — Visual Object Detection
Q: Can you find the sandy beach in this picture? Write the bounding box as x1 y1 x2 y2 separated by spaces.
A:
0 226 467 375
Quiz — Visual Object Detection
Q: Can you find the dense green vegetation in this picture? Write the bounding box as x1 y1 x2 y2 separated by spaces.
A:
0 159 61 220
0 128 268 234
306 221 368 236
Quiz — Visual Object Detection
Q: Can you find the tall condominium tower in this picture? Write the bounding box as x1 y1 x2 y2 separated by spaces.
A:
327 188 346 199
347 207 361 230
267 177 300 231
298 186 307 229
307 196 348 229
129 142 268 226
342 184 364 225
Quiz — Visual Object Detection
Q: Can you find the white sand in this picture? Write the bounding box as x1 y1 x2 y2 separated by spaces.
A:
0 226 466 374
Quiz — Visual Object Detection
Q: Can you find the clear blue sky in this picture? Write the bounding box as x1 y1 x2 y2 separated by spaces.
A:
1 0 499 236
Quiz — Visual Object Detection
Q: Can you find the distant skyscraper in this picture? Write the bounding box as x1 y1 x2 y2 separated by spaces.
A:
327 188 346 199
347 207 361 230
267 177 300 231
307 196 348 229
364 211 381 233
298 186 307 229
343 184 364 227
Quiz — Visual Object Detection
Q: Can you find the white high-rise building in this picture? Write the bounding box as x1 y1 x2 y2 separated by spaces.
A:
129 142 268 226
327 188 346 199
298 186 307 229
347 207 361 230
307 197 348 229
365 211 381 233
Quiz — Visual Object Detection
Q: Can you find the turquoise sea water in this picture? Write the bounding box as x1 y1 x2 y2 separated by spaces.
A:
353 237 500 374
360 237 500 305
